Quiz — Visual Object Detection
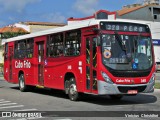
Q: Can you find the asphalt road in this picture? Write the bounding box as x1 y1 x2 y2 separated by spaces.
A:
0 75 160 120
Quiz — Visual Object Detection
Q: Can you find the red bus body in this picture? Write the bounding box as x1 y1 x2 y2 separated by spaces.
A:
3 10 155 100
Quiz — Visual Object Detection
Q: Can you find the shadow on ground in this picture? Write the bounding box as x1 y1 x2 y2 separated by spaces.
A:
10 86 157 106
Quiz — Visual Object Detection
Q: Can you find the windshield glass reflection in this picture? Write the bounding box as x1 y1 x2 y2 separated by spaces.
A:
102 34 153 70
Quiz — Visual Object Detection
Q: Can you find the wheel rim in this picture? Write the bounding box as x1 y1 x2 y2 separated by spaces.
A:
20 76 24 89
69 84 77 96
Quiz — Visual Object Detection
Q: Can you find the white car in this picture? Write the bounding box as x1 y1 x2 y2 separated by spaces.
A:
156 62 160 72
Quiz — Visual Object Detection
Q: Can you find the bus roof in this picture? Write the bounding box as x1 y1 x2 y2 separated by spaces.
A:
4 19 99 43
4 10 149 44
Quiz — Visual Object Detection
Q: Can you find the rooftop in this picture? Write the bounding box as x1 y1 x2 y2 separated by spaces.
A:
18 21 66 26
117 4 149 16
0 27 29 33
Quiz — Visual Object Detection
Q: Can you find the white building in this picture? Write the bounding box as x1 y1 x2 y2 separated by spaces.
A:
116 1 160 66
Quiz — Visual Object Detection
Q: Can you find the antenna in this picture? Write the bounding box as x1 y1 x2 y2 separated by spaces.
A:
94 10 97 19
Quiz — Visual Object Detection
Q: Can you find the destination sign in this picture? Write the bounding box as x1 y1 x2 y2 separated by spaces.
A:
100 22 150 33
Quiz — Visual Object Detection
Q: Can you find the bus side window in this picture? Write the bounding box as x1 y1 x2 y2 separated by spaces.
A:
26 38 34 58
65 30 81 56
47 33 63 57
20 41 26 58
14 40 26 59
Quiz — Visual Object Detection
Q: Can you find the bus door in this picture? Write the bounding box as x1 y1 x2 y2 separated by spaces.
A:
8 46 13 81
85 36 98 93
36 41 45 86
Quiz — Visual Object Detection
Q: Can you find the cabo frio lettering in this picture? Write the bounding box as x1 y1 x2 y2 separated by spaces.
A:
15 60 31 68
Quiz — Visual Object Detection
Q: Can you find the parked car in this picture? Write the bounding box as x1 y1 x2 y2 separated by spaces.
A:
156 62 160 72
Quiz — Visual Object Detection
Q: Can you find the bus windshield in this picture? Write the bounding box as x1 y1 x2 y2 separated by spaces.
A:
102 34 153 70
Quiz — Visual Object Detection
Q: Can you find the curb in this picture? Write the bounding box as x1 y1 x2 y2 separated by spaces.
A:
154 89 160 92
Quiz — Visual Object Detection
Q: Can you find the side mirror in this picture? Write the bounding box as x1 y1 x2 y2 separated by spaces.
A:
93 37 100 47
92 28 100 33
97 36 101 46
4 52 8 59
92 28 101 46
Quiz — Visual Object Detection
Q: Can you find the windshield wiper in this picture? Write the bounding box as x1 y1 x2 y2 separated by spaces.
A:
114 32 126 51
133 34 141 58
114 32 133 63
133 37 138 56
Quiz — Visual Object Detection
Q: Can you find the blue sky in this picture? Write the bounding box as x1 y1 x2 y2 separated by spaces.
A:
0 0 143 27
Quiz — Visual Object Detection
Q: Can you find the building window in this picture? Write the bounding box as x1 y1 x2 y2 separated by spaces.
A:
64 30 81 56
154 14 157 19
153 8 160 15
47 33 63 57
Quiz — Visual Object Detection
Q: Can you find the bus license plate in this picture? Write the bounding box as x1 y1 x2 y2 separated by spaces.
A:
127 90 138 94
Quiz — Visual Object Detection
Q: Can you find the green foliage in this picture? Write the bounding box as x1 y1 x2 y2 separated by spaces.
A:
155 82 160 89
0 63 3 67
1 30 28 39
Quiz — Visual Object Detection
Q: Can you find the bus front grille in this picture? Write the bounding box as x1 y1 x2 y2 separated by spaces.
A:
110 71 150 77
118 85 147 93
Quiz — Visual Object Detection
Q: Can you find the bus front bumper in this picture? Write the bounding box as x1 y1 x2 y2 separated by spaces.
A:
97 80 155 95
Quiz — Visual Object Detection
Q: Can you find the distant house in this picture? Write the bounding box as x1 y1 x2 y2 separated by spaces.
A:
116 0 160 64
14 21 66 33
117 3 160 22
0 27 29 64
0 26 29 45
0 26 29 39
0 21 66 64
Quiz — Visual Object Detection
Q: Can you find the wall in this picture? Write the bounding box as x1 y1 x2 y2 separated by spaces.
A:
14 23 30 32
117 7 154 21
30 25 59 33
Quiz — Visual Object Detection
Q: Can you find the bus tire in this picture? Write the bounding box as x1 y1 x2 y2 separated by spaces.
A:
109 95 123 100
64 80 69 94
68 77 79 101
19 74 27 92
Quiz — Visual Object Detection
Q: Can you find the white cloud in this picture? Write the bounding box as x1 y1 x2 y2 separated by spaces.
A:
73 0 98 15
42 13 66 23
0 0 41 13
135 0 145 4
8 16 16 21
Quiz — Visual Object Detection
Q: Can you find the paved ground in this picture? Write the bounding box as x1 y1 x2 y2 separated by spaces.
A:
0 74 160 120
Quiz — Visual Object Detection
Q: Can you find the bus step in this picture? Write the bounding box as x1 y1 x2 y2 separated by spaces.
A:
36 85 44 89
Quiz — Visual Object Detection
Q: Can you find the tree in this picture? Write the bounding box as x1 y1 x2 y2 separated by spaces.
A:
1 31 27 39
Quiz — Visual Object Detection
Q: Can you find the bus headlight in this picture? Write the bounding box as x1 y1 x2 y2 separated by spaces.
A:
149 73 155 84
101 72 113 84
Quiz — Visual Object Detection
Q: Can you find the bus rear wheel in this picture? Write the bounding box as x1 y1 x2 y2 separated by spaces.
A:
19 74 27 92
68 78 79 101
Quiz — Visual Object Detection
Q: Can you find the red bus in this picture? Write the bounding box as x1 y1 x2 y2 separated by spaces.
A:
4 10 155 101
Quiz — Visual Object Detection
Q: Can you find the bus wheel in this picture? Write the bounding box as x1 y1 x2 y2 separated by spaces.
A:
19 74 27 92
68 78 79 101
109 95 123 100
65 80 69 94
